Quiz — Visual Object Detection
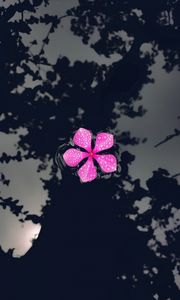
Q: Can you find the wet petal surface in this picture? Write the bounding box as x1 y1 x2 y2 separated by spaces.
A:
77 158 97 182
73 128 92 151
95 154 117 173
63 148 88 167
94 133 114 153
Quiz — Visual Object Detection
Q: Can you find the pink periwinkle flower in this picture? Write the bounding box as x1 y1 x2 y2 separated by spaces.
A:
63 128 117 183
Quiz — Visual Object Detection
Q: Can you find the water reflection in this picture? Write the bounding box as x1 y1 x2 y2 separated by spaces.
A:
0 0 180 299
0 129 51 256
115 52 180 188
0 210 41 257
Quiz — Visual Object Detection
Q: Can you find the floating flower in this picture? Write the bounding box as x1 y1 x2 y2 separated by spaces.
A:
63 128 117 183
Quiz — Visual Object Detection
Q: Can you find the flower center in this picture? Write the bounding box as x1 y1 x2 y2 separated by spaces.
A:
89 150 94 158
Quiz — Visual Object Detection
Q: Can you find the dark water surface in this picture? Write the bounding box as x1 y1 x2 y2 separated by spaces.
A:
0 1 180 299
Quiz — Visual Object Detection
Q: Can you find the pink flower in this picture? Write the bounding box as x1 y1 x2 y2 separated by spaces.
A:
63 128 117 183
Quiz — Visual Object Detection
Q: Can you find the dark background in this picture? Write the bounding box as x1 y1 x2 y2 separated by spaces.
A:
0 0 180 299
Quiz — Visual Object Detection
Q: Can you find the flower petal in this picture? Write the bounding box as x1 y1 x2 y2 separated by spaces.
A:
77 158 97 183
63 148 88 167
95 154 117 173
73 128 92 151
94 133 114 153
